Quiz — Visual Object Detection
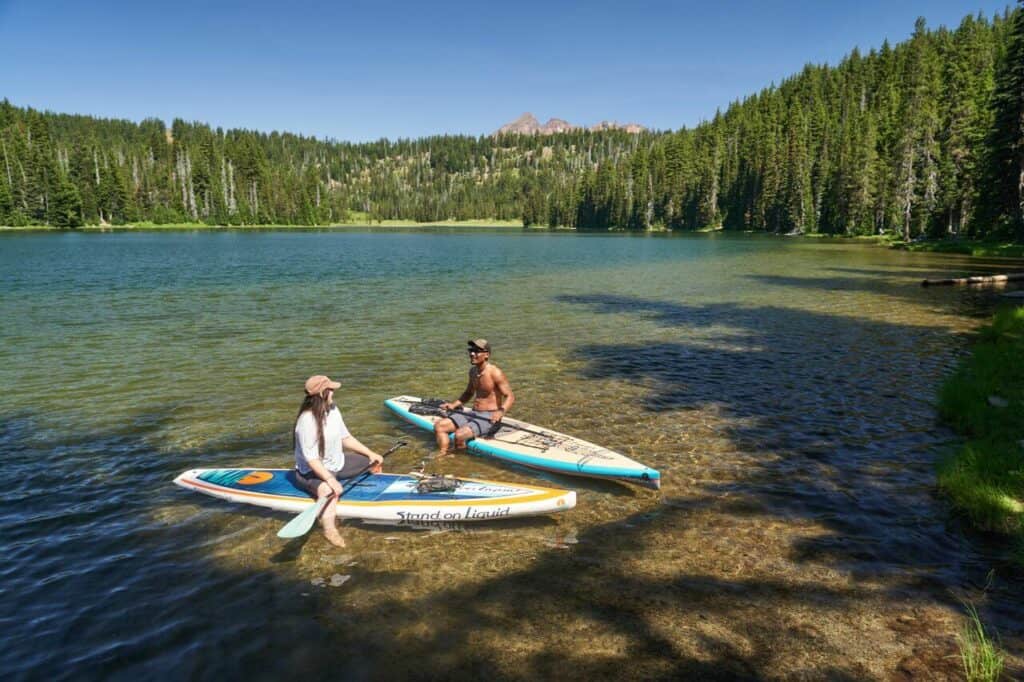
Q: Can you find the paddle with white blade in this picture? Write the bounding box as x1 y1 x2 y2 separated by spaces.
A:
277 440 408 539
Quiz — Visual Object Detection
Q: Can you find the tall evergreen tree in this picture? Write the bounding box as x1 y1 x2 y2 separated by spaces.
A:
48 176 82 228
0 168 13 225
983 1 1024 237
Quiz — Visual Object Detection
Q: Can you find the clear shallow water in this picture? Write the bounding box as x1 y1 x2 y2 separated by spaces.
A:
1 230 1022 679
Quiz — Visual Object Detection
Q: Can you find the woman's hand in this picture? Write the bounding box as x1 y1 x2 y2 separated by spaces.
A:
367 452 384 473
328 478 344 497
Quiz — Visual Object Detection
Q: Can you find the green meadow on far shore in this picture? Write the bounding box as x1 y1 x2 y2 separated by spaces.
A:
0 217 526 231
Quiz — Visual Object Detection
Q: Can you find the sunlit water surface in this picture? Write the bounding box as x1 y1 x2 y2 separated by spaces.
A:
1 230 1021 679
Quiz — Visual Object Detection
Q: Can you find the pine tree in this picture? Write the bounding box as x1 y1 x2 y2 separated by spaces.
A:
939 14 995 235
983 1 1024 237
0 168 13 225
629 144 651 230
894 19 942 240
48 176 82 228
783 98 812 232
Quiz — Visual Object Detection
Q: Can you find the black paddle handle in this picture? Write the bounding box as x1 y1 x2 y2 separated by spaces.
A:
340 440 407 496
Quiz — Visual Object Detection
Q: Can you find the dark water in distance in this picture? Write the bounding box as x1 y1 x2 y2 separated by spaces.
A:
1 229 1021 679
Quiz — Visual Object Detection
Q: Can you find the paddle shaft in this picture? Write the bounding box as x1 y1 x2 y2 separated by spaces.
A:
467 411 557 442
435 403 553 441
484 419 553 441
338 440 407 496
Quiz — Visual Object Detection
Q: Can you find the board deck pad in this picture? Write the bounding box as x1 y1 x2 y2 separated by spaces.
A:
174 468 576 523
384 395 661 490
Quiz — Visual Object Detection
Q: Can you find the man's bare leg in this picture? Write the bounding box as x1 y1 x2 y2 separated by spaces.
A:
434 418 456 456
454 425 475 451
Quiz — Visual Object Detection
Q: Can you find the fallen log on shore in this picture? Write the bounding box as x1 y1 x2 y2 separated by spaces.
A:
921 272 1024 287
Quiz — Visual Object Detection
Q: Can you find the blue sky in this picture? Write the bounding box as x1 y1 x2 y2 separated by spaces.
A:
0 0 1013 142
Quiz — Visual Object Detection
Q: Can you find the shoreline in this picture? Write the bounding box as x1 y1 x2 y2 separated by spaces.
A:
3 223 1023 258
0 219 526 232
892 239 1024 259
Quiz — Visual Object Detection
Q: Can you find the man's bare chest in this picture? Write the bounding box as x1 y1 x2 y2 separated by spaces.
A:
471 368 496 393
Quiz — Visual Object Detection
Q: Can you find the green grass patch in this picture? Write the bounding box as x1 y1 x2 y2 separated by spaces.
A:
938 307 1024 541
959 603 1005 682
338 212 522 228
895 238 1024 258
799 232 897 243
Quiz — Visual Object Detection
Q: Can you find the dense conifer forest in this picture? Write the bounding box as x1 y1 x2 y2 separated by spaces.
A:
1 5 1022 238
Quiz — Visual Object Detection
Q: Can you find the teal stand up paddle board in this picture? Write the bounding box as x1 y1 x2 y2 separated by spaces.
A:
384 395 661 490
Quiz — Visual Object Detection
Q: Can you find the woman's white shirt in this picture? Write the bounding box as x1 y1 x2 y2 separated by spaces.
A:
294 407 351 475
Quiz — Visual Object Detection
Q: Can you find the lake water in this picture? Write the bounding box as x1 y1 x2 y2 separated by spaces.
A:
1 229 1021 679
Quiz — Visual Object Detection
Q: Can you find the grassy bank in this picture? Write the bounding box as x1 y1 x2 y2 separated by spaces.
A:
784 232 1024 257
338 212 522 227
895 238 1024 258
938 306 1024 562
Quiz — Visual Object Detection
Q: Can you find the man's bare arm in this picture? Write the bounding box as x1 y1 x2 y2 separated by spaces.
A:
493 369 515 419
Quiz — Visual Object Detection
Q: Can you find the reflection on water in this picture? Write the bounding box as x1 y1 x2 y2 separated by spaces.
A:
0 230 1021 678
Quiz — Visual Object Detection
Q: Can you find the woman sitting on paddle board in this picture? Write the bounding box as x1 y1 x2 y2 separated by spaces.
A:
294 374 383 547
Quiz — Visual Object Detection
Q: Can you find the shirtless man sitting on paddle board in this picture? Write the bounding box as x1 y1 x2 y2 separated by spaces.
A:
434 338 515 456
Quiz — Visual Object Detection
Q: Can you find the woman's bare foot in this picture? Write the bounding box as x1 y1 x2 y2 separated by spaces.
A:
323 528 346 548
319 502 345 547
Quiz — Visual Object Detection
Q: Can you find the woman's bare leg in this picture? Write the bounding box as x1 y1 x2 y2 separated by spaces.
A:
314 481 345 548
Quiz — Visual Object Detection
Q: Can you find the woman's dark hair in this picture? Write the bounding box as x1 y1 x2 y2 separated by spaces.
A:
294 391 332 459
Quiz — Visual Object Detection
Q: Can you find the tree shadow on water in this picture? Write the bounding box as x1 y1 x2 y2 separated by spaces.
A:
745 273 939 300
1 390 1020 680
745 273 1016 309
825 265 1016 279
554 294 1024 660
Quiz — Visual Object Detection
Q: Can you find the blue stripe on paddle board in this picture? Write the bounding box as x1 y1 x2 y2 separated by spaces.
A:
384 399 660 484
197 469 393 500
195 469 527 502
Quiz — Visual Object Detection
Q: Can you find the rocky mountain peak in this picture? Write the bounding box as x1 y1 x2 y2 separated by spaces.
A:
496 112 543 135
493 113 645 136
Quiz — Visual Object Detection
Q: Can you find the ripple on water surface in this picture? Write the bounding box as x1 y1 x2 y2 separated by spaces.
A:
0 230 1021 678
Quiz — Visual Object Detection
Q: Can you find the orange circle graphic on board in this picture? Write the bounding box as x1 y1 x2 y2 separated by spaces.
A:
238 471 273 485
